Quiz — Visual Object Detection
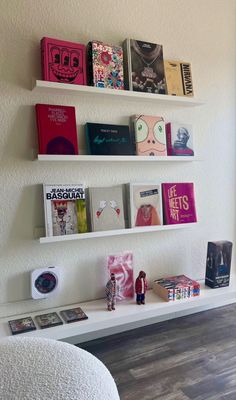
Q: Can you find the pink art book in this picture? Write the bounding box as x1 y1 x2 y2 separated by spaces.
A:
132 115 167 156
107 252 134 300
41 37 87 85
35 104 79 155
162 183 197 225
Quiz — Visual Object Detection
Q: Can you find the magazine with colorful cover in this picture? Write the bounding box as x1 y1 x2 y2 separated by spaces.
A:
60 307 88 323
131 115 167 156
8 317 36 335
166 122 194 156
35 104 78 155
43 184 88 237
88 185 125 232
162 182 197 225
35 312 63 329
128 182 163 227
107 251 134 300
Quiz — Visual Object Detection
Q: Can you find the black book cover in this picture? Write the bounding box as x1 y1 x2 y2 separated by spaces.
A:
86 123 135 155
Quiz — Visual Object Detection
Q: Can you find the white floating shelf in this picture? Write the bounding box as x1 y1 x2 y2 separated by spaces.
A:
37 154 197 162
39 223 196 244
32 79 204 106
1 281 236 343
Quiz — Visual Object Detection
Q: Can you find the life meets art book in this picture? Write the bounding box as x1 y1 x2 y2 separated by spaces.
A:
162 182 197 225
36 104 78 155
43 184 88 237
35 312 63 329
128 182 163 228
60 307 88 323
132 115 167 156
41 37 87 85
166 122 194 156
107 251 134 300
8 317 36 335
85 123 134 155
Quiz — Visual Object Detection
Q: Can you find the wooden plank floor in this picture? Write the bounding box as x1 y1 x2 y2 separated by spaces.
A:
80 303 236 400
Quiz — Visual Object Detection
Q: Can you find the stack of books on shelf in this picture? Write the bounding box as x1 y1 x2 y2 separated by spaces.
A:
153 275 200 302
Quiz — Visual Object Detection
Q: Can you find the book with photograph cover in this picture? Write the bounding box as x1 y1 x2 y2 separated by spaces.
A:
88 185 125 232
35 312 63 329
164 60 184 96
60 307 88 323
166 122 194 156
87 40 124 89
107 251 134 300
43 184 88 237
123 39 166 93
128 182 163 227
86 123 134 155
153 274 200 302
8 317 36 335
162 182 197 225
41 37 87 85
132 115 167 156
35 104 78 155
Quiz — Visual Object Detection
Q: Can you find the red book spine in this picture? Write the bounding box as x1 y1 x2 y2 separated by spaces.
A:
165 123 173 155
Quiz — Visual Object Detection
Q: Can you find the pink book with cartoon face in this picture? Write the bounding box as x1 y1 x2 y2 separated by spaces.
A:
41 37 87 85
162 183 197 224
107 252 134 300
133 115 167 156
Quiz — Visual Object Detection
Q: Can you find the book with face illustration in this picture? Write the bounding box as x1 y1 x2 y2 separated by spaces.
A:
132 115 167 156
88 185 125 231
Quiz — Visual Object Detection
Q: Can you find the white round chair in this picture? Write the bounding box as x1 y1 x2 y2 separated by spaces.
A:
0 337 120 400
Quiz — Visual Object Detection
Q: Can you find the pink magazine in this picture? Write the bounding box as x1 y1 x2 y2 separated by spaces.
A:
162 183 197 224
41 37 87 85
107 252 134 300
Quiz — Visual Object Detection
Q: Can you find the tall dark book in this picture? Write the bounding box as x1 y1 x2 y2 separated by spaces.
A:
205 241 233 288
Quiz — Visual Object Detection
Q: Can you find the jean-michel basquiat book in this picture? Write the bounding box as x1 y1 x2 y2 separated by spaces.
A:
8 317 37 335
131 115 167 156
153 275 200 302
166 122 194 156
88 185 125 232
87 40 124 89
41 37 87 85
36 104 78 155
43 184 88 237
107 251 134 300
85 123 134 155
123 39 166 94
162 183 197 225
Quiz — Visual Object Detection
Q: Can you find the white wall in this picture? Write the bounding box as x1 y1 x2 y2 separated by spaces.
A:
0 0 235 318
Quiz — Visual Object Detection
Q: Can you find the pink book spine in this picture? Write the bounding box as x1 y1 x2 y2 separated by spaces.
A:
165 123 173 155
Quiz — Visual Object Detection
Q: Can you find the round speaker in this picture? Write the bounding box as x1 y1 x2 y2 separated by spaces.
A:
31 267 60 299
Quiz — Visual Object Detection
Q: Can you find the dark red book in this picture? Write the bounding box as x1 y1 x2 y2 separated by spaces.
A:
35 104 79 155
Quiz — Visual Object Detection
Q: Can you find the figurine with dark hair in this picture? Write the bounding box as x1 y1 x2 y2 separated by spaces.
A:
135 271 148 305
105 273 119 311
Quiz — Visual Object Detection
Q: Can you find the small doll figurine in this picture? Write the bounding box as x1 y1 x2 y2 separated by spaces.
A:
135 270 147 305
105 273 118 311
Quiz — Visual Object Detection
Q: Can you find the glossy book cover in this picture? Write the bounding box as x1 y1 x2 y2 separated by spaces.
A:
132 115 167 156
107 251 134 300
162 182 197 224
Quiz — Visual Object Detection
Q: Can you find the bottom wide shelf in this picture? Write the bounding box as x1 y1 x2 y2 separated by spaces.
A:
1 280 236 343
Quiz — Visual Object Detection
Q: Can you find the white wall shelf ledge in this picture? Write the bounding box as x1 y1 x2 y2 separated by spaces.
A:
32 79 204 106
39 223 197 244
0 280 236 343
37 154 199 162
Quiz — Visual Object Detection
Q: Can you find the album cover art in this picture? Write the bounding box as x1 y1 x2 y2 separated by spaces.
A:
166 122 194 156
8 317 36 335
35 312 63 329
132 115 167 156
60 307 88 323
162 183 197 225
107 251 134 300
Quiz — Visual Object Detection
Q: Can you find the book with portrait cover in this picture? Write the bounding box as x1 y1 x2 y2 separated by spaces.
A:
107 251 134 300
35 104 78 155
153 275 200 302
60 307 88 323
162 183 197 225
88 185 125 231
128 182 163 227
43 184 88 237
166 122 194 156
132 115 167 156
8 317 36 335
123 39 166 94
41 37 87 85
86 123 134 155
87 40 124 89
35 312 63 329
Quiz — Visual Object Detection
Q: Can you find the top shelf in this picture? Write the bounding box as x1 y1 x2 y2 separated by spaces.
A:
32 80 204 107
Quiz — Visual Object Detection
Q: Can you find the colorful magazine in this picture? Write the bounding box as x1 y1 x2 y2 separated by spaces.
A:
166 122 194 156
107 251 134 300
162 182 197 225
35 312 63 329
132 115 167 156
60 307 88 323
43 184 88 237
8 317 36 335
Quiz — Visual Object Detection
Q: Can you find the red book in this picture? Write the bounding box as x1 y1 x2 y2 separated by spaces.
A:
162 182 197 224
36 104 79 155
41 37 87 85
